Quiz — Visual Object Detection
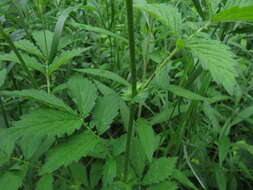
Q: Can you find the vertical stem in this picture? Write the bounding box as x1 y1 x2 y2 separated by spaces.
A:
124 0 137 182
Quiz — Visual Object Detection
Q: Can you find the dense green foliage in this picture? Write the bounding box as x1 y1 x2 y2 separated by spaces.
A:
1 0 253 189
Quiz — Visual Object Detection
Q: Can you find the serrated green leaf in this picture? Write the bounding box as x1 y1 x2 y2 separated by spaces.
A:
203 102 219 129
36 174 53 190
103 157 117 187
147 181 178 190
75 68 130 86
32 30 53 57
68 75 97 117
0 68 7 87
0 128 15 158
150 104 188 125
4 109 82 140
142 157 177 185
0 52 44 73
136 118 156 163
14 39 43 58
0 89 73 113
90 160 104 188
93 94 120 134
48 48 90 75
69 162 89 186
18 135 44 159
134 3 182 38
186 38 238 95
40 131 100 174
130 137 146 177
166 85 210 101
231 105 253 126
0 165 27 190
173 170 198 190
212 6 253 23
93 79 117 96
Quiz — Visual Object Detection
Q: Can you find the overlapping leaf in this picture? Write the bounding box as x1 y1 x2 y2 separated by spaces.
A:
134 3 182 38
48 48 90 75
40 131 100 174
142 157 177 185
68 75 98 117
0 89 73 113
32 30 53 57
212 6 253 22
0 52 44 73
136 118 156 163
186 38 238 95
4 109 82 140
75 68 129 86
93 94 120 134
14 39 43 58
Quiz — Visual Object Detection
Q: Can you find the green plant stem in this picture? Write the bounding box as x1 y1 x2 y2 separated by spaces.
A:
140 21 210 93
124 0 137 182
140 48 178 92
0 27 38 89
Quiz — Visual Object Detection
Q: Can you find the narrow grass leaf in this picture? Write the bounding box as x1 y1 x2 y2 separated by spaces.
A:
74 68 130 86
166 85 209 101
48 6 80 64
218 136 231 166
70 22 127 42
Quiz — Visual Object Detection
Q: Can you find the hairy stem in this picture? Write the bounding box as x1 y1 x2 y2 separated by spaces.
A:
124 0 137 182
